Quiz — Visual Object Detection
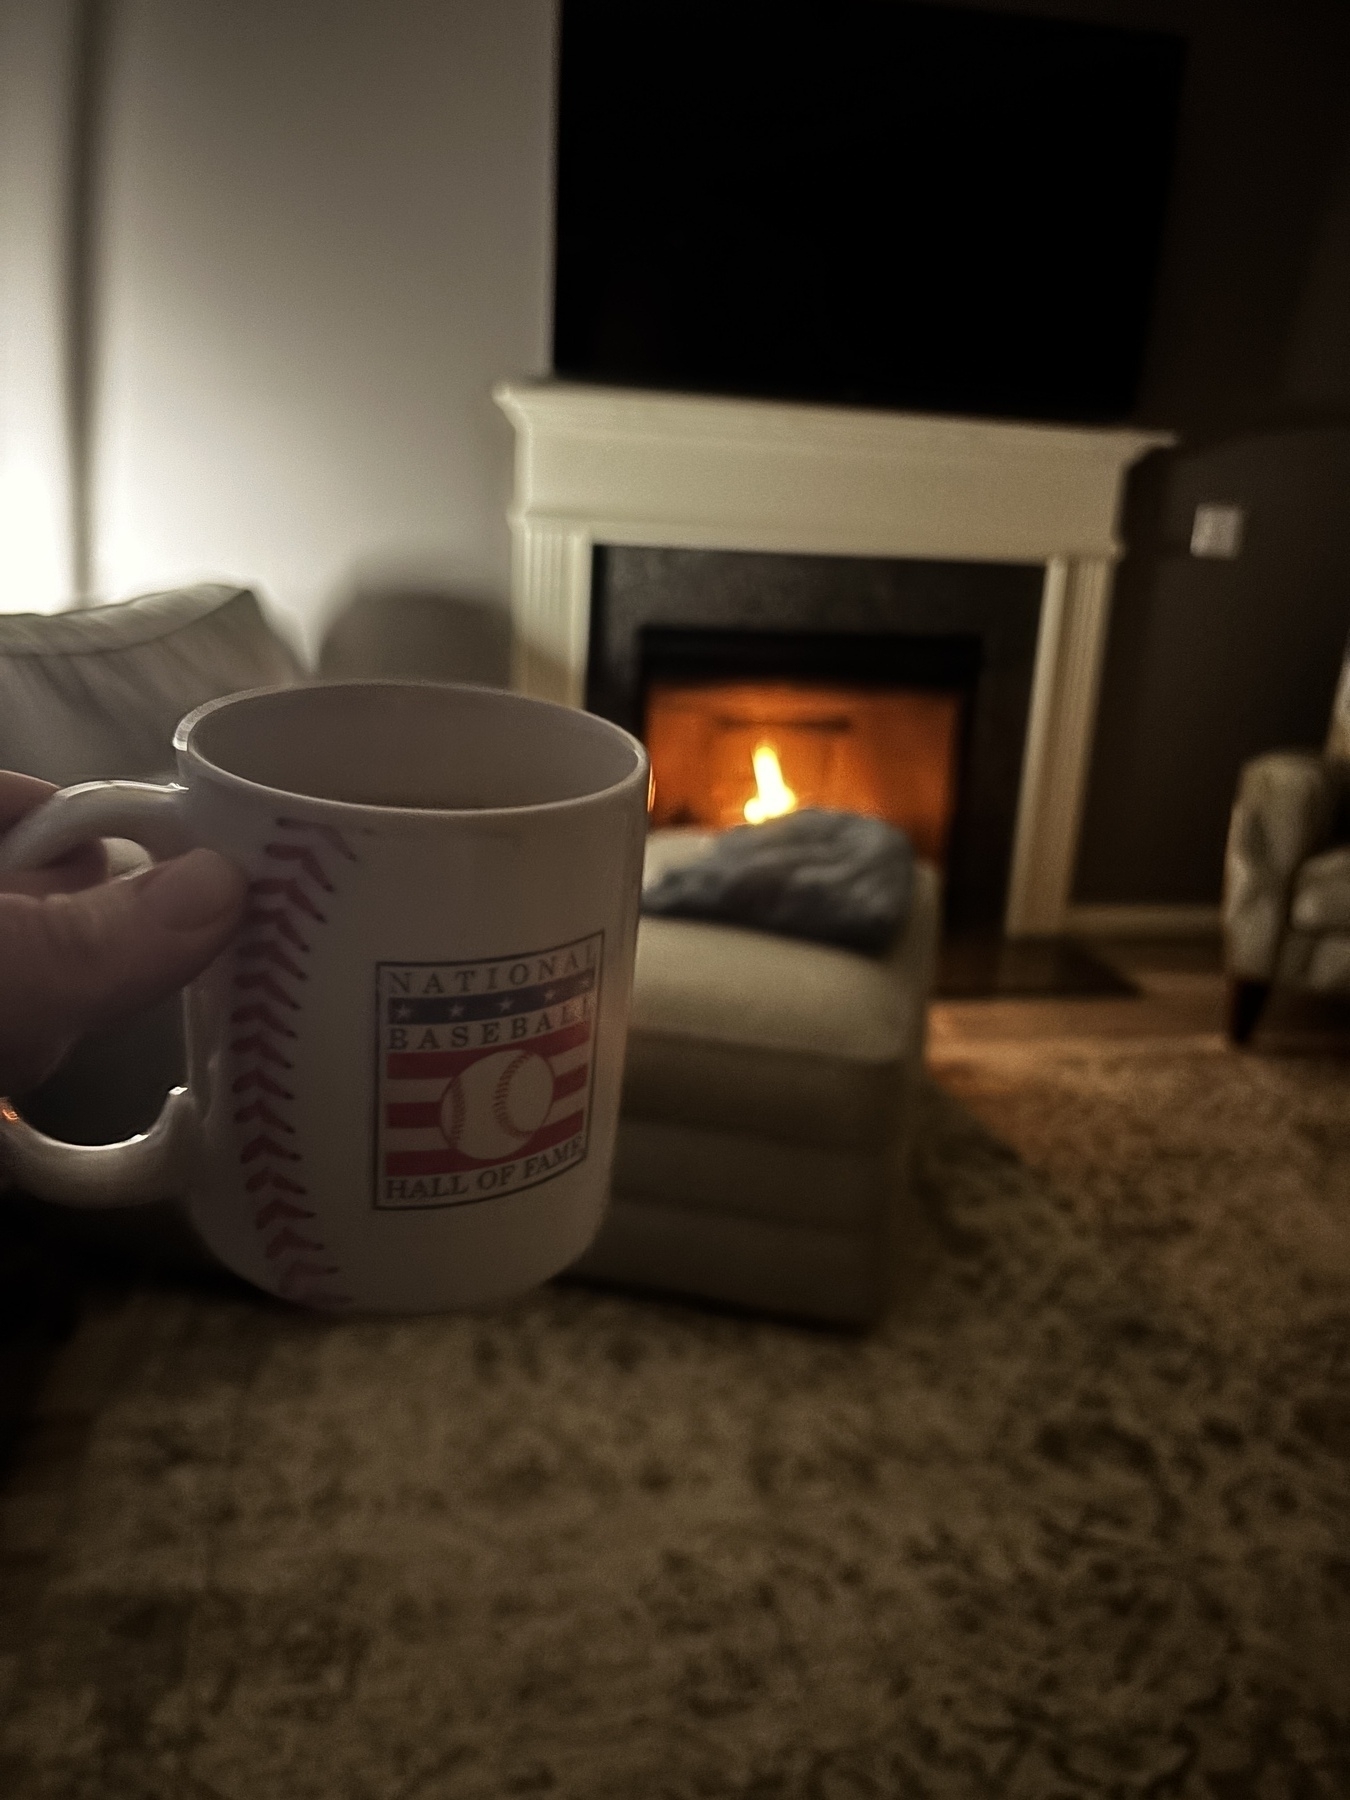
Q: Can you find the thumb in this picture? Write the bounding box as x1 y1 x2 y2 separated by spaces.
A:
0 849 247 1097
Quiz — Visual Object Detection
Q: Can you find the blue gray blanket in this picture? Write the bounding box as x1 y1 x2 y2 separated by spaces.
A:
641 809 914 955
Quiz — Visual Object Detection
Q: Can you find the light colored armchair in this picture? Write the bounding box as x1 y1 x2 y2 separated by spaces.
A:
1223 639 1350 1041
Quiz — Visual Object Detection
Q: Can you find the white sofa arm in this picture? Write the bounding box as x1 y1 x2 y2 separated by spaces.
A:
1223 751 1339 979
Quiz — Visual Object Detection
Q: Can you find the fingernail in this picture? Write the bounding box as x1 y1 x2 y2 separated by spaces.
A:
135 849 245 931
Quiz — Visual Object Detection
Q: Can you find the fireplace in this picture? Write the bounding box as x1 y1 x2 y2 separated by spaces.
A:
587 548 1042 929
493 382 1170 936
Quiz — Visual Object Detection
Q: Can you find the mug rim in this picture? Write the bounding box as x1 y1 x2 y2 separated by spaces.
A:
174 678 650 822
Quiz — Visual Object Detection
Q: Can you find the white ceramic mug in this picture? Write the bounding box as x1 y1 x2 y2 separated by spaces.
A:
0 681 649 1312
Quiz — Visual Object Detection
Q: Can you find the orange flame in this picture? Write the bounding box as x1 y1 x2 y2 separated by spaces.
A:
743 743 797 824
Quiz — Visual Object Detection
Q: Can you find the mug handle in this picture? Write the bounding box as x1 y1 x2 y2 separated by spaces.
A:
0 780 202 1207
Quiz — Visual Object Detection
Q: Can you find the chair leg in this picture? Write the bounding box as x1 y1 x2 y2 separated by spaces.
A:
1227 978 1271 1045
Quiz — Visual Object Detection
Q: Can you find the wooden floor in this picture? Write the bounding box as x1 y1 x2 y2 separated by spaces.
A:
928 934 1350 1068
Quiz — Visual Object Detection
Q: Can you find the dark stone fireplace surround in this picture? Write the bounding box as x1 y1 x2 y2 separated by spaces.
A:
586 545 1043 931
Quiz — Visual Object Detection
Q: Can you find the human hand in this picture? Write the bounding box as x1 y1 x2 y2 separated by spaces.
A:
0 771 247 1097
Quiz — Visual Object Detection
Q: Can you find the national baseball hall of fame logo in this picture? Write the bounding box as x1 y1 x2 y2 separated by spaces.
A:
374 933 602 1208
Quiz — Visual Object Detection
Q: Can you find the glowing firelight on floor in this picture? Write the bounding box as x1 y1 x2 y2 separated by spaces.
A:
743 743 797 823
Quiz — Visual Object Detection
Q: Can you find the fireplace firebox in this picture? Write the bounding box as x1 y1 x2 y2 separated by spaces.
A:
587 547 1043 931
641 630 977 876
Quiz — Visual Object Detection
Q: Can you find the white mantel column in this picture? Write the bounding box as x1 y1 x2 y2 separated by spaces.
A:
510 521 592 704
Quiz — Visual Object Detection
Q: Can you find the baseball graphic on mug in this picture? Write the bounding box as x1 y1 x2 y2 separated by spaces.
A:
440 1049 555 1162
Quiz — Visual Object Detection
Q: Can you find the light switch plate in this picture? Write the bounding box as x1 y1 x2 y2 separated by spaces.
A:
1191 503 1244 559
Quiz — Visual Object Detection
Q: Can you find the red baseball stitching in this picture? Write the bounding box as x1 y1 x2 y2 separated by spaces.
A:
230 815 357 1309
439 1075 465 1151
493 1050 535 1141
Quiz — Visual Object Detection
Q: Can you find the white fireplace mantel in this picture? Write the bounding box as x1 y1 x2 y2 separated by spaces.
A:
494 380 1171 936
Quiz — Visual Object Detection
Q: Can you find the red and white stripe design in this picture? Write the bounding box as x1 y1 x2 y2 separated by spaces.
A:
381 1026 591 1177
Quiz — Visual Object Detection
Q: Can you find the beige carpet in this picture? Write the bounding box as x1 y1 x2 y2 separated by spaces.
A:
1 1044 1348 1798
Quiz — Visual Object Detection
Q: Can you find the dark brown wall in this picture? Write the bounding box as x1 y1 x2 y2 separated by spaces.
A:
933 0 1350 905
1079 429 1350 904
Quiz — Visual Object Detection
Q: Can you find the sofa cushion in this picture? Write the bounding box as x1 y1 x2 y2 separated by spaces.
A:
0 583 300 786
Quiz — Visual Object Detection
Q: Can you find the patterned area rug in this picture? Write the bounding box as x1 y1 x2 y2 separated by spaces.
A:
1 1045 1348 1798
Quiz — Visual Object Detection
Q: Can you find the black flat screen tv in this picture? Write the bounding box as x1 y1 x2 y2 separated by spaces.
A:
553 0 1187 423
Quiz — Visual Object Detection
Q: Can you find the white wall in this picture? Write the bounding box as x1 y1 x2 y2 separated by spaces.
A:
0 0 79 612
92 0 555 658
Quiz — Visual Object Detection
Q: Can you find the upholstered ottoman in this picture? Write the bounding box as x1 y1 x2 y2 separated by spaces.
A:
574 833 941 1324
